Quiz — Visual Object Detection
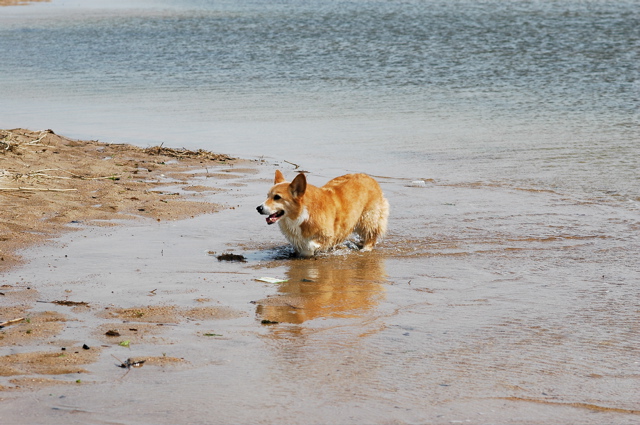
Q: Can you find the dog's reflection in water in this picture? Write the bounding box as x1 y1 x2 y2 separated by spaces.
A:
255 253 386 325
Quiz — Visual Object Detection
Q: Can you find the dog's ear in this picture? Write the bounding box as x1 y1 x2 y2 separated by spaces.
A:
274 170 286 184
289 173 307 198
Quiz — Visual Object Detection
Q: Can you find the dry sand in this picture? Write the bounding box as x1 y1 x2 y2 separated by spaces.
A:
0 128 234 269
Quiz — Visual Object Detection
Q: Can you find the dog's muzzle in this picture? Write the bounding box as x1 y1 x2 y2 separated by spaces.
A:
257 204 284 224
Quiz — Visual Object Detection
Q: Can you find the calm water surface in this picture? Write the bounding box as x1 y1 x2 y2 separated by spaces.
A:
1 0 638 196
0 0 639 423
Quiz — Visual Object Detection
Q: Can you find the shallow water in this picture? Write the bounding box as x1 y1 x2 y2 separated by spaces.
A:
1 0 639 423
1 165 638 423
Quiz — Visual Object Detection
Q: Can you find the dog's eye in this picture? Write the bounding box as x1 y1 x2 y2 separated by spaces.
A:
273 194 281 201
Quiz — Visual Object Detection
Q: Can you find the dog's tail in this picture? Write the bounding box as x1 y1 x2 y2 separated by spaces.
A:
357 196 389 251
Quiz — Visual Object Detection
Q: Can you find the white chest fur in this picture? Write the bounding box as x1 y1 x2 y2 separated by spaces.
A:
277 208 319 256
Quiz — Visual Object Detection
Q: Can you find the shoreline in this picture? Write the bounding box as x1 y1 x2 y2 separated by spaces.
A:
0 128 239 271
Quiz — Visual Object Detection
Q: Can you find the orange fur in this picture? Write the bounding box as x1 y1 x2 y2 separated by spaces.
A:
257 171 389 257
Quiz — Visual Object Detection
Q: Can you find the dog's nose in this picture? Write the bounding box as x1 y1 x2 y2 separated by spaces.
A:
256 205 264 214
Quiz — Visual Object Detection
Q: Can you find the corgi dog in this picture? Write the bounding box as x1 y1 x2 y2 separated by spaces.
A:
257 170 389 257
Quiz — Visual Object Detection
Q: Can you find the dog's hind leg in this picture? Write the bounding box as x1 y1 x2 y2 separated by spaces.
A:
356 197 389 251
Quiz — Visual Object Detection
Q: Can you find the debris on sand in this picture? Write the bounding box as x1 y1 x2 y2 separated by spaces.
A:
143 146 233 162
216 253 247 262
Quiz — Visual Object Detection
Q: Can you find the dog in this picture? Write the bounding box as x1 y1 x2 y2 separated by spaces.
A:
257 170 389 257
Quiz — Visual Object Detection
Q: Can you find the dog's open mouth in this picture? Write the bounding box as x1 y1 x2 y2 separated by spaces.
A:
266 210 285 225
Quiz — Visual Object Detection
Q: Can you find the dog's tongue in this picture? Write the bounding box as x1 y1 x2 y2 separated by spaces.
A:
266 213 279 225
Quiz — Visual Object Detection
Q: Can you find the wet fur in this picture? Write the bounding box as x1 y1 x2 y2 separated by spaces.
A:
257 170 389 257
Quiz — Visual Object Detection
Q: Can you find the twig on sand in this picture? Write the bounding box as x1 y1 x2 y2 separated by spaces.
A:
0 187 77 192
28 131 49 145
37 300 89 307
24 168 120 181
0 317 24 328
284 160 300 169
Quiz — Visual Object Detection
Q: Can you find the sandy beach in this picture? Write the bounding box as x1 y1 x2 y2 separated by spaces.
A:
0 129 235 269
0 129 254 386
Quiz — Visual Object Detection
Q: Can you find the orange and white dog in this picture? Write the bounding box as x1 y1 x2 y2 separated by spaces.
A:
257 170 389 257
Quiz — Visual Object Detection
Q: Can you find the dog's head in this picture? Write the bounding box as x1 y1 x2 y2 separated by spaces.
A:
256 170 307 225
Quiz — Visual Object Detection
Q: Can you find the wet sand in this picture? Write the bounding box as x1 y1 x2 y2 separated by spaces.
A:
1 129 639 424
